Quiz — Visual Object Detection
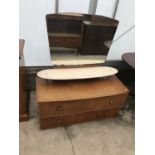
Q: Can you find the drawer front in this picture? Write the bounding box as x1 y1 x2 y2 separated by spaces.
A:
39 109 119 129
39 94 127 117
48 36 81 47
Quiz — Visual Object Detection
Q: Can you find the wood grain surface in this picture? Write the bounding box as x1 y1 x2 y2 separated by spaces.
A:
39 109 120 129
36 75 128 129
36 75 128 102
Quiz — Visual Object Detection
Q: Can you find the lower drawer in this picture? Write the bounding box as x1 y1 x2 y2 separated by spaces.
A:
39 109 119 129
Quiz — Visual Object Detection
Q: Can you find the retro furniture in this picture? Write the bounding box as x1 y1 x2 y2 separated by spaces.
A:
35 13 128 129
36 75 128 129
19 39 28 122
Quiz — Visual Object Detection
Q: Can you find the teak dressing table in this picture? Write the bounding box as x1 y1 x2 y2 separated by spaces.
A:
36 76 128 129
36 13 128 129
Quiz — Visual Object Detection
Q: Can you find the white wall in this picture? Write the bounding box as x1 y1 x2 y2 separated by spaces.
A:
96 0 116 17
107 0 135 60
19 0 55 66
95 0 135 60
19 0 135 66
108 27 135 60
59 0 90 13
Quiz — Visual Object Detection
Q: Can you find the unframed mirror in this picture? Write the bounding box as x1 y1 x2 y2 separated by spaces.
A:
46 13 119 66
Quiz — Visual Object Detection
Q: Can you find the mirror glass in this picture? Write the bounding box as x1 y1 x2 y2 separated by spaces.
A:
46 13 119 66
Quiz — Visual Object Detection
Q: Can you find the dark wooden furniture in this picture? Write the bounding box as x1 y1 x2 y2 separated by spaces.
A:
36 76 128 129
19 39 28 122
122 52 135 95
46 13 118 56
122 52 135 69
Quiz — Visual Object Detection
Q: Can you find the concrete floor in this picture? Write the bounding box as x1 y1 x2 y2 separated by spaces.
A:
19 91 135 155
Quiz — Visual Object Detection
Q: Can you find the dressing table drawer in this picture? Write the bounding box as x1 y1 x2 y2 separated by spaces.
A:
38 94 127 117
39 109 119 129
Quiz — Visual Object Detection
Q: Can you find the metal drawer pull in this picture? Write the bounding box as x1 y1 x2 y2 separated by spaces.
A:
109 99 114 104
57 119 62 124
104 111 109 116
56 105 63 111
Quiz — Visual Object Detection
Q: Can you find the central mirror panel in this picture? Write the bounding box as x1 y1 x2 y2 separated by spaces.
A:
46 13 119 66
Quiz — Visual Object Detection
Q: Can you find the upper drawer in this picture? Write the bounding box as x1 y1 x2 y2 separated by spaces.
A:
38 94 128 117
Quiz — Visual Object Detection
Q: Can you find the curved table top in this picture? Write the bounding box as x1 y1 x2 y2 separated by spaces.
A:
122 52 135 69
37 66 118 80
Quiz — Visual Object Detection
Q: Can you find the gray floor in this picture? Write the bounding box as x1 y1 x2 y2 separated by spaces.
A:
20 91 135 155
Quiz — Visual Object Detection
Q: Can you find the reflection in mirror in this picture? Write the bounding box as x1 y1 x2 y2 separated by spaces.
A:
46 13 119 66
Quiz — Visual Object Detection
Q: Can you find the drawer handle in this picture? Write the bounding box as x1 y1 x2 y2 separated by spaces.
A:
104 111 109 116
56 106 63 111
109 99 114 104
57 119 62 125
